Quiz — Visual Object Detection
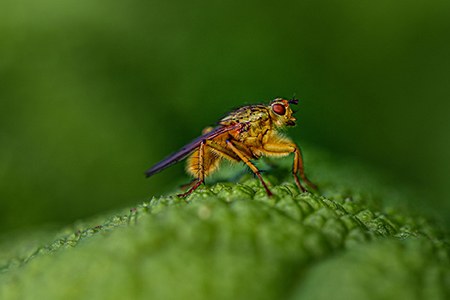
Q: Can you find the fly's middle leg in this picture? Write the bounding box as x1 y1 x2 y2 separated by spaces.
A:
226 140 273 197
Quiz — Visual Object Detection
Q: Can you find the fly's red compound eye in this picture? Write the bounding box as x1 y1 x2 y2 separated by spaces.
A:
272 103 286 115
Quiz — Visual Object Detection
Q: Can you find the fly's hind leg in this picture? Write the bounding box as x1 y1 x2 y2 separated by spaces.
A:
178 140 206 198
177 180 203 198
179 179 199 191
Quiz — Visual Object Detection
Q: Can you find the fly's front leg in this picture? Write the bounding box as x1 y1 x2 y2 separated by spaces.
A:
262 142 317 193
292 145 317 191
178 140 206 198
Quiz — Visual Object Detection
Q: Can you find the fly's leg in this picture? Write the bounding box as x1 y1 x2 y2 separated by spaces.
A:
261 143 317 193
205 140 240 161
292 148 306 192
180 139 238 197
226 140 273 196
178 140 206 198
293 145 317 191
179 179 198 190
177 180 203 198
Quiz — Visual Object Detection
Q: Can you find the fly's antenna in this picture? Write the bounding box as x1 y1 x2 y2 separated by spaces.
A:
288 95 299 105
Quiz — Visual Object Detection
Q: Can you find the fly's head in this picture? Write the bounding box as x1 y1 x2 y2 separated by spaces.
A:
268 98 298 128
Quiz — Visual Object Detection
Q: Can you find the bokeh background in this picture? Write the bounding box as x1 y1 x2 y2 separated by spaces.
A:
1 0 449 234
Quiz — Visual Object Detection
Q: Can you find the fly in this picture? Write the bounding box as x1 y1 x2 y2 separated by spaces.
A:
145 98 317 197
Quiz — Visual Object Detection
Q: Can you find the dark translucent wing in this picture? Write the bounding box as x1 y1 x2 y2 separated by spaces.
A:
145 123 242 178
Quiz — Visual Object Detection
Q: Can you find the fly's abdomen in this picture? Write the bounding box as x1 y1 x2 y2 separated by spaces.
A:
186 148 221 178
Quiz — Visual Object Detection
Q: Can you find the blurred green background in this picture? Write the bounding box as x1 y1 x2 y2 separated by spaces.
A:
1 0 449 234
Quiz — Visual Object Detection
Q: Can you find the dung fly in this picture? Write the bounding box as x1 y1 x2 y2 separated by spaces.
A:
145 98 317 197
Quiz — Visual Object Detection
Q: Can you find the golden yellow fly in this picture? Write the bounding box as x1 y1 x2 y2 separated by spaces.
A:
145 98 317 197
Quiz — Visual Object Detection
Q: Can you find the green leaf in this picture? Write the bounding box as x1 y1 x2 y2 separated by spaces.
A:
0 152 448 300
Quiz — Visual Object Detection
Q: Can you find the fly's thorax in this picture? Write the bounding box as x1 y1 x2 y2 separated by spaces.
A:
220 105 270 125
239 117 272 141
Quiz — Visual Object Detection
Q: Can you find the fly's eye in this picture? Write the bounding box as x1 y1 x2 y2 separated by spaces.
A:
272 103 286 115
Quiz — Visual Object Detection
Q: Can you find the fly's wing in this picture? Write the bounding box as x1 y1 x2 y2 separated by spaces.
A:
145 123 243 178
